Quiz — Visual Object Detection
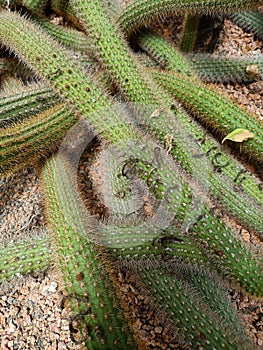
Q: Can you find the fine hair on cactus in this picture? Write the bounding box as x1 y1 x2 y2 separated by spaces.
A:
0 1 263 349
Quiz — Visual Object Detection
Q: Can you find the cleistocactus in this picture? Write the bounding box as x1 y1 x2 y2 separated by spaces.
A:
0 2 263 349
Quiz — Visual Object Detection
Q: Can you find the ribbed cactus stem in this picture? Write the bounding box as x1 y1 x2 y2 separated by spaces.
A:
0 103 77 177
188 53 263 83
229 10 263 40
70 0 158 105
116 0 262 36
0 84 60 128
136 29 197 75
41 154 137 349
0 233 51 283
151 69 263 167
179 12 201 52
130 262 255 349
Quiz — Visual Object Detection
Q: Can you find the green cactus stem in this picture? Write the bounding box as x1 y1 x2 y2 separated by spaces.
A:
70 0 158 105
0 84 60 128
136 29 196 75
0 233 51 283
150 69 263 167
178 12 201 53
41 154 137 349
177 264 248 335
229 10 263 40
30 13 94 55
116 0 263 37
135 29 263 83
188 53 263 83
0 103 77 177
128 261 255 349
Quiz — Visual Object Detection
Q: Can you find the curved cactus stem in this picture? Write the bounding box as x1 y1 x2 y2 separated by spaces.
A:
150 69 263 167
41 154 138 349
0 231 52 283
116 0 263 36
126 260 255 349
0 103 77 177
188 53 263 83
229 10 263 41
0 83 60 128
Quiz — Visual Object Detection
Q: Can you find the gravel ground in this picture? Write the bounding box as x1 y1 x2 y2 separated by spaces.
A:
1 15 263 350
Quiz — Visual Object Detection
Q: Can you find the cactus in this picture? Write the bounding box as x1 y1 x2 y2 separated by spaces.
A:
67 1 263 236
0 1 263 349
0 103 77 176
0 6 262 280
151 69 263 167
178 13 201 53
128 261 255 349
188 53 263 83
0 231 51 283
0 83 60 128
116 0 262 36
136 29 263 83
41 154 137 349
229 10 263 40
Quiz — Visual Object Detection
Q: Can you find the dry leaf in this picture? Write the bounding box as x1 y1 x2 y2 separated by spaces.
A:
246 64 259 79
222 128 254 144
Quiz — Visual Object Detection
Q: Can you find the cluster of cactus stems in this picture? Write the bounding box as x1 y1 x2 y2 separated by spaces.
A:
0 0 263 349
